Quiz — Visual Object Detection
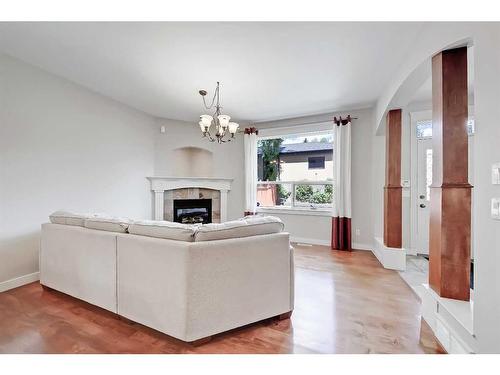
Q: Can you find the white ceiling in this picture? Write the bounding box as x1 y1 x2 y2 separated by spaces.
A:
0 22 426 123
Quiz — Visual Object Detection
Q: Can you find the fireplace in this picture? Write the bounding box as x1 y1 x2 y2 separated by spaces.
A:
173 199 212 224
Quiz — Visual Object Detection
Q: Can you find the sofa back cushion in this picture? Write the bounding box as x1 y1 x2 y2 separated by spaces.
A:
128 220 197 242
84 216 131 233
194 215 284 241
49 210 96 227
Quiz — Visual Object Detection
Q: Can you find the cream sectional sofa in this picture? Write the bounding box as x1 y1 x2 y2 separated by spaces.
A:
40 212 294 343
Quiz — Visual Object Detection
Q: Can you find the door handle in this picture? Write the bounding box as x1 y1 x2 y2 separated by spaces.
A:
419 203 426 208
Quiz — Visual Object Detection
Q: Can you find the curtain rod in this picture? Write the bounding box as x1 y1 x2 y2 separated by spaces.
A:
242 115 358 133
254 116 358 129
333 115 357 126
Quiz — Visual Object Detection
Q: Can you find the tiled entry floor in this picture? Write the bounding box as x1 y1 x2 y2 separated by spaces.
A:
398 255 429 299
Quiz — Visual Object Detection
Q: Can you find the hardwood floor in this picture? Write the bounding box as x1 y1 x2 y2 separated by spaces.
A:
0 244 444 354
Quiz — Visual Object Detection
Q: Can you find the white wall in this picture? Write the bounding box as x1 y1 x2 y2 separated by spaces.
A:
171 147 214 178
0 53 156 286
256 107 374 249
153 118 245 221
370 134 385 241
471 25 500 353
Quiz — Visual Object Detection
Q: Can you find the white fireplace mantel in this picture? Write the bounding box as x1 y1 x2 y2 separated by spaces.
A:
147 177 233 222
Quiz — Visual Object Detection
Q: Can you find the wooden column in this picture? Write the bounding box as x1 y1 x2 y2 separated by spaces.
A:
383 109 402 248
429 47 471 301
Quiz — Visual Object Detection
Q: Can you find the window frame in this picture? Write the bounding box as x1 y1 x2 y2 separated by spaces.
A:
256 124 334 214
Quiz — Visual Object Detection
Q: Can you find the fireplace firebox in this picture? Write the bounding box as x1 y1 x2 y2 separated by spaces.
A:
173 199 212 224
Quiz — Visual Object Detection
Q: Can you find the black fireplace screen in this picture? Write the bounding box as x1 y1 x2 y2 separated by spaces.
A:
173 199 212 224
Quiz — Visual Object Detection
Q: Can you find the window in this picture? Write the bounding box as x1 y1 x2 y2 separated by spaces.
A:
416 120 433 139
308 156 325 169
256 131 333 211
416 118 475 139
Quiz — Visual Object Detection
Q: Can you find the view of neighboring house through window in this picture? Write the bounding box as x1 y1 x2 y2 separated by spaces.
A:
308 156 325 169
256 132 333 210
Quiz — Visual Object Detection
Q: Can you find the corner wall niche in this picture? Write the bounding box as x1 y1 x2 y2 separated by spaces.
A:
172 147 214 178
147 177 233 223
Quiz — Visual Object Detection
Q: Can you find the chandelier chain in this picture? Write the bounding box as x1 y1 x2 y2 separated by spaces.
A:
201 82 219 111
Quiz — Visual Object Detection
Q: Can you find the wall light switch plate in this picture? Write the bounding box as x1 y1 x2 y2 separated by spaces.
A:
492 198 500 220
492 163 500 185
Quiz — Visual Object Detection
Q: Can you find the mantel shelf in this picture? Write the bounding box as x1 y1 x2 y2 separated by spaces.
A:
147 176 233 182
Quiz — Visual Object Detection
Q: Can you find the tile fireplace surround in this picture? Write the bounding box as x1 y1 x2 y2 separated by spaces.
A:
147 177 233 223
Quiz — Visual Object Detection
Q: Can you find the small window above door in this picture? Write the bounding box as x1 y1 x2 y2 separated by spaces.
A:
416 118 475 139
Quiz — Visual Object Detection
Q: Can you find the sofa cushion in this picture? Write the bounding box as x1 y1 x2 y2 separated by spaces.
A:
49 210 96 226
84 216 131 233
194 215 284 241
128 220 197 242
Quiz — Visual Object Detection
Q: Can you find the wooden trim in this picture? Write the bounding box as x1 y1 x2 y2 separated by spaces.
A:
429 47 471 301
384 187 402 248
383 109 402 248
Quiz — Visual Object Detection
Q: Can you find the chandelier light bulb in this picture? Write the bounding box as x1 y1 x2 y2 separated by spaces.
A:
199 121 207 132
200 115 213 127
228 122 239 134
218 115 231 128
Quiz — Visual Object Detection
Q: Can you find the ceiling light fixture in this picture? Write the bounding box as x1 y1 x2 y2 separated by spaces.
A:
198 82 239 143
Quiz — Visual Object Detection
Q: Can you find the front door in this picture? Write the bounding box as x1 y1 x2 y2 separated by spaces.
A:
416 137 433 254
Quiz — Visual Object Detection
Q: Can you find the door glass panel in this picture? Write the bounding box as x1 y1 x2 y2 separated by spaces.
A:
426 148 433 201
416 120 433 138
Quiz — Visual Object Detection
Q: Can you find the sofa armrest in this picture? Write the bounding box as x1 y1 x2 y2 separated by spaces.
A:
184 232 292 341
40 223 118 313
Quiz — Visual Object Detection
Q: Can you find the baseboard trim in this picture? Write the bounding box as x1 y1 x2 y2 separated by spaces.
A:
420 284 475 353
290 236 330 246
290 237 371 251
373 237 406 271
352 242 372 251
0 272 40 293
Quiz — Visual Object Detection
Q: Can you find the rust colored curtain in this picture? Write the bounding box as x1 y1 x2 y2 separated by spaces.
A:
331 217 352 250
331 117 352 250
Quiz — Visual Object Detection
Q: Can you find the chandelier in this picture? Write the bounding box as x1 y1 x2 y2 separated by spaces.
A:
198 82 239 143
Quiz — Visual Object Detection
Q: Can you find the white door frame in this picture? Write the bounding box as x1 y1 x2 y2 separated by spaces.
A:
409 110 432 255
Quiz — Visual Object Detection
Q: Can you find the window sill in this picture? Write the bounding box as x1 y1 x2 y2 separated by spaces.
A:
257 206 332 217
